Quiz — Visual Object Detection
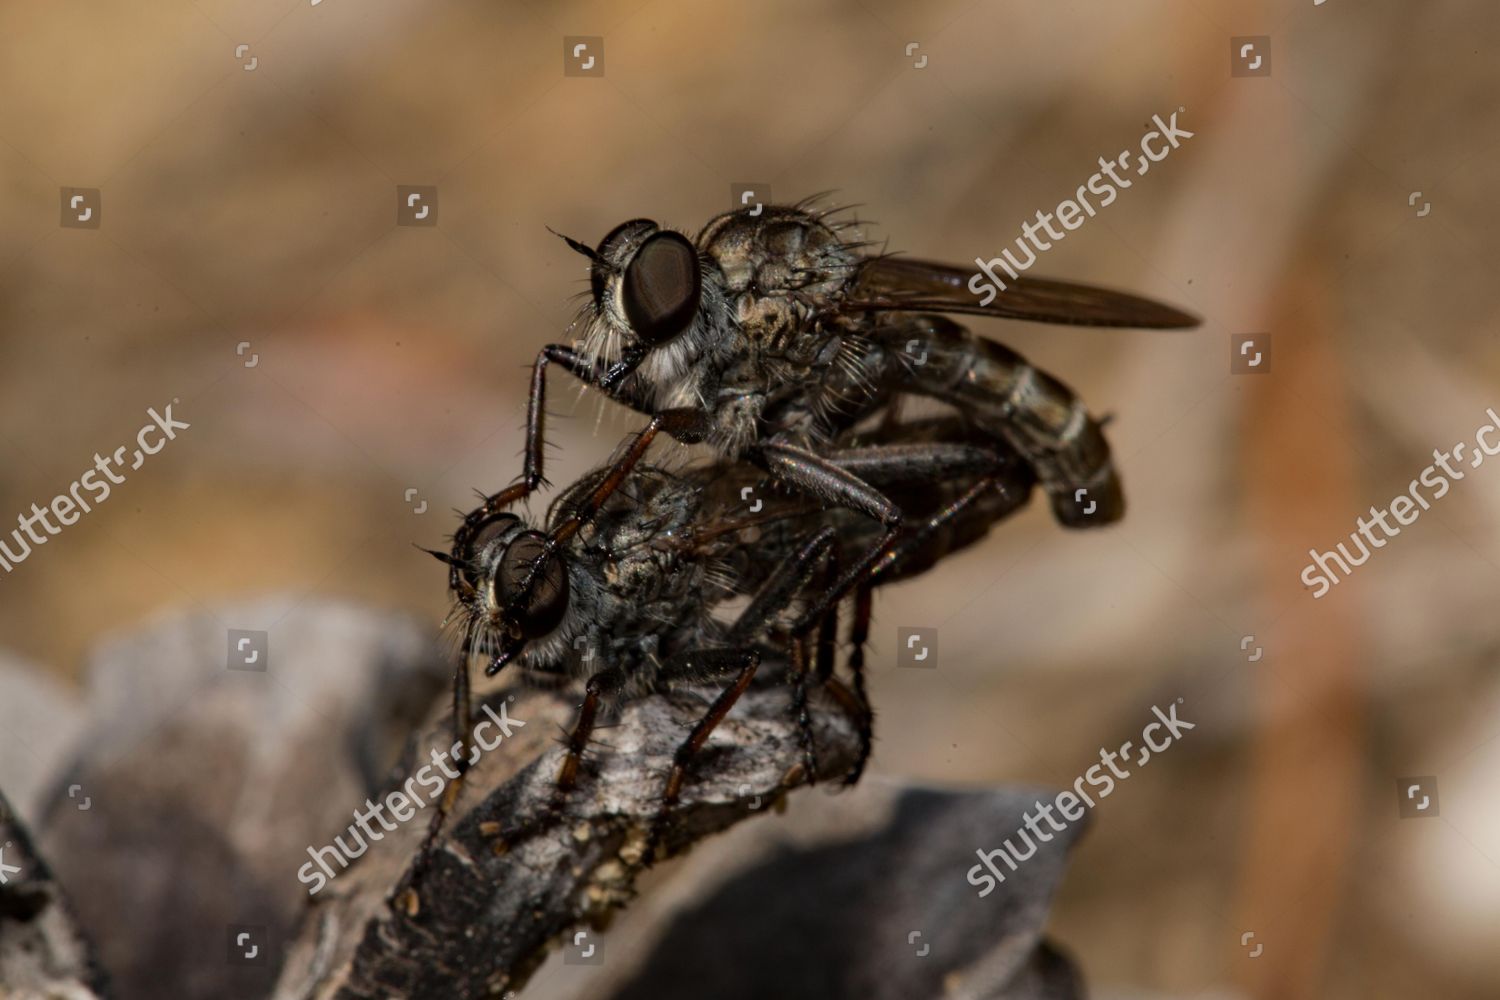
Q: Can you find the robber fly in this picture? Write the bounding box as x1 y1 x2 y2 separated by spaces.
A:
430 417 1035 852
452 199 1195 643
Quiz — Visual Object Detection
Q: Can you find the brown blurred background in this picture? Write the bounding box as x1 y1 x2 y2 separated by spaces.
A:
3 0 1499 997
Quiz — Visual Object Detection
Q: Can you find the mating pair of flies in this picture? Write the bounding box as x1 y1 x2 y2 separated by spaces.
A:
429 198 1196 850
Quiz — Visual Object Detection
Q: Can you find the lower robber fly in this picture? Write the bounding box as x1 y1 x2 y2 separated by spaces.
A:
424 415 1037 858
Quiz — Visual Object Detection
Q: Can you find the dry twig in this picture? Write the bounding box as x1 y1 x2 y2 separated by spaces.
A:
273 677 858 1000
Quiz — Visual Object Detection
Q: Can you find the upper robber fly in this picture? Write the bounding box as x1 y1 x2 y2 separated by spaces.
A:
536 199 1193 527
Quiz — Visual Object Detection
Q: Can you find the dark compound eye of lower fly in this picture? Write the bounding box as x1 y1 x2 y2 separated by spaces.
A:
496 530 569 638
462 513 520 587
622 230 701 345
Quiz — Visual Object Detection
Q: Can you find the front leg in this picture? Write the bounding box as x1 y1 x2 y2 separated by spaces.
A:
557 666 632 791
478 665 635 854
448 343 600 597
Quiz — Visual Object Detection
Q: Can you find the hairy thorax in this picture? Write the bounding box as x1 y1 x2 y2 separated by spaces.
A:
697 207 864 448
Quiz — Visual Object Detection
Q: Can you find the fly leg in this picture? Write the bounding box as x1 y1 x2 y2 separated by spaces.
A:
447 340 669 601
725 526 838 647
644 527 840 860
807 551 882 787
785 632 817 786
481 665 633 854
783 463 1032 791
821 438 1020 488
399 626 480 901
557 667 631 792
814 547 841 685
790 543 844 786
448 344 600 599
753 433 1031 644
866 474 1022 585
647 437 1029 815
839 582 875 786
755 438 903 530
788 436 1032 637
644 648 763 862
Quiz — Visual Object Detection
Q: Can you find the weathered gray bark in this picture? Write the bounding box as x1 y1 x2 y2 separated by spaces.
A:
271 678 861 1000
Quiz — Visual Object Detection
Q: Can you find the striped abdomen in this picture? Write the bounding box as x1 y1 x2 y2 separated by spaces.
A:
877 315 1124 527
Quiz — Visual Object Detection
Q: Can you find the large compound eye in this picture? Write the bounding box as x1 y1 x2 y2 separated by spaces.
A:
622 231 701 345
592 218 658 303
495 531 569 638
460 513 519 588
